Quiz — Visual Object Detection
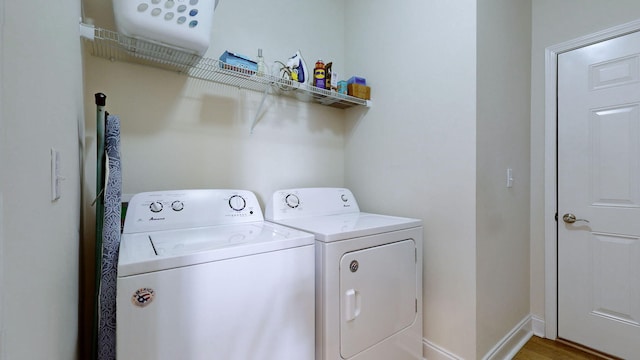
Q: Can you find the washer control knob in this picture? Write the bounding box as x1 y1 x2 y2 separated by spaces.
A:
171 200 184 211
229 195 246 211
149 201 163 213
341 194 349 202
285 194 300 208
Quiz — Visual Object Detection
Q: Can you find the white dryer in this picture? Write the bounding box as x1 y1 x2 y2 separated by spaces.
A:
265 188 423 360
117 189 315 360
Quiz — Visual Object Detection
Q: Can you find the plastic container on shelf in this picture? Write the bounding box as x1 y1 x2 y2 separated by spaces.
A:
219 51 258 74
347 76 366 85
337 80 348 94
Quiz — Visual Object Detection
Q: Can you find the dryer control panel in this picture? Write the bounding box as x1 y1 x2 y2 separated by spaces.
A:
265 188 360 221
123 189 263 233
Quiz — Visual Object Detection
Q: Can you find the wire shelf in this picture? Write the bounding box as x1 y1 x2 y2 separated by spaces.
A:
80 24 370 109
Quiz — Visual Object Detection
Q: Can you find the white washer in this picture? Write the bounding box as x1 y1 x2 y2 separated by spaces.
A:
265 188 423 360
117 189 315 360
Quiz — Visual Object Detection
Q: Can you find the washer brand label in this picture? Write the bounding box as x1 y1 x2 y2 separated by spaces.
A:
149 217 165 221
350 260 359 273
132 288 155 307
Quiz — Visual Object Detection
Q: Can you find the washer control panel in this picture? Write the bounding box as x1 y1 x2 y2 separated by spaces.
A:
123 189 262 233
265 188 360 221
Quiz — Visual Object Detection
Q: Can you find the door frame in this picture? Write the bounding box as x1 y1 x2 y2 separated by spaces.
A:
0 0 5 355
544 18 640 340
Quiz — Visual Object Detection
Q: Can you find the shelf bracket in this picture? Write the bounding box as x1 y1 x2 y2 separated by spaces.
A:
250 85 270 134
79 21 96 40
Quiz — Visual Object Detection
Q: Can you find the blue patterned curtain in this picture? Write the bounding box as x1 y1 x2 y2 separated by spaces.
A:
97 114 122 360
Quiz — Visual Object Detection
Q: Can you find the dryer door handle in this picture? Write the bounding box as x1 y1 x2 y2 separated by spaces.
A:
344 289 361 322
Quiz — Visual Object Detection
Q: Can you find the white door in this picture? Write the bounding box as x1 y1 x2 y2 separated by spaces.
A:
558 30 640 358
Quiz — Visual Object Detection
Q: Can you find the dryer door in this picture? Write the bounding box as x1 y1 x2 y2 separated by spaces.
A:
339 239 417 358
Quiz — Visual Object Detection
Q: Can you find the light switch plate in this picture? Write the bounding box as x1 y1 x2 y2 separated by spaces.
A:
506 168 514 188
51 148 61 201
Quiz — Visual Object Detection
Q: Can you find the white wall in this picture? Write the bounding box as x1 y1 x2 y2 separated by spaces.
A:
1 0 83 359
81 0 349 203
476 0 531 357
344 1 533 358
530 0 640 326
82 0 349 201
343 1 478 359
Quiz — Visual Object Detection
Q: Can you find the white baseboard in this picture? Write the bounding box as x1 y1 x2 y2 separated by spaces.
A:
531 315 545 338
422 314 545 360
482 315 535 360
423 338 463 360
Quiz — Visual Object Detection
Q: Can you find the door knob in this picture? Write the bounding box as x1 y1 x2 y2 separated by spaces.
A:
562 213 589 224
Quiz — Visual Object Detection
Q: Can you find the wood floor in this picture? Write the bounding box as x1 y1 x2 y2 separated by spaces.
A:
513 336 617 360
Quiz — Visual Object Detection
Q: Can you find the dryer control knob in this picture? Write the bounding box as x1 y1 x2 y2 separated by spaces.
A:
285 194 300 208
229 195 246 211
149 201 163 213
171 200 184 211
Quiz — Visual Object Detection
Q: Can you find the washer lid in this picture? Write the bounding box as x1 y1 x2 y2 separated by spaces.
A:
271 212 422 242
118 222 314 276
